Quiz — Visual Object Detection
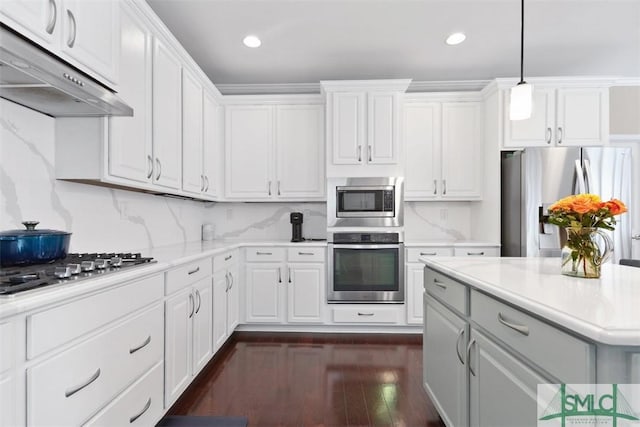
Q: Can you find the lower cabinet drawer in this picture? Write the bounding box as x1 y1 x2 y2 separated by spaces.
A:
27 304 164 426
424 268 468 316
213 250 238 273
332 306 401 324
245 247 286 262
165 257 213 295
470 290 594 383
287 247 325 262
406 247 454 262
84 361 164 427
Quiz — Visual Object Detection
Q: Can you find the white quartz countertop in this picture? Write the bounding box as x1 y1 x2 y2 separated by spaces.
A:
420 256 640 346
404 241 500 248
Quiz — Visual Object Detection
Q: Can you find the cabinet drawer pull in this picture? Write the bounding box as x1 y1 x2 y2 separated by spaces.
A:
225 272 230 291
256 251 272 255
155 158 162 180
288 267 292 283
188 266 200 275
65 368 100 397
466 339 476 376
278 268 282 283
204 176 210 192
129 335 151 354
466 251 485 256
277 180 281 196
420 252 437 256
433 279 447 290
229 272 234 290
188 293 195 318
298 252 314 256
195 289 202 314
455 328 465 365
46 0 57 34
129 398 152 423
224 255 233 261
368 145 372 162
442 179 447 195
497 312 530 336
357 145 362 162
557 127 563 144
146 155 153 179
546 127 552 144
200 175 205 192
433 179 437 195
357 312 374 317
268 181 272 196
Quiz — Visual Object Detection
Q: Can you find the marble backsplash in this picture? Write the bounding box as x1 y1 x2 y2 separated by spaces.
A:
1 99 476 251
0 100 205 252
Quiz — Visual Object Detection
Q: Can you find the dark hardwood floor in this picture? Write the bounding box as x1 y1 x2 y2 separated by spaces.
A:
166 332 445 427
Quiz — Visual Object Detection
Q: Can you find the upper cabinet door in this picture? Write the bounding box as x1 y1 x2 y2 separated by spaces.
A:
331 92 366 165
108 3 152 184
152 38 182 190
503 88 555 148
0 0 58 46
368 92 399 164
181 68 204 195
441 102 483 200
404 102 441 200
225 106 273 199
202 91 220 198
60 0 119 85
556 87 609 147
275 105 325 199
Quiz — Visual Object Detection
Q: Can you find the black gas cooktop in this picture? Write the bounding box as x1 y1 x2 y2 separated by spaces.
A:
0 253 156 296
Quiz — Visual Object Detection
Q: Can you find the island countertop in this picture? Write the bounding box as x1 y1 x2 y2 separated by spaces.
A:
420 256 640 346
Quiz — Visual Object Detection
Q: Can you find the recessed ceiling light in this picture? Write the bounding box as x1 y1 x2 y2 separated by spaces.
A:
445 32 466 46
243 35 261 48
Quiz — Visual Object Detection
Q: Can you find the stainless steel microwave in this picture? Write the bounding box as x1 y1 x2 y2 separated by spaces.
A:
327 177 404 227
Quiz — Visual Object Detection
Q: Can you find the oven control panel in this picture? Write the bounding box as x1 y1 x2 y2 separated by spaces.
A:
332 232 400 244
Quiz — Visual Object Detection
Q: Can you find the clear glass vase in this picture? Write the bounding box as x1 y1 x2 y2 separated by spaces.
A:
561 227 613 278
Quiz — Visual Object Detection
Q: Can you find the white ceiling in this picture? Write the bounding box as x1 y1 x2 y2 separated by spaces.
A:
146 0 640 92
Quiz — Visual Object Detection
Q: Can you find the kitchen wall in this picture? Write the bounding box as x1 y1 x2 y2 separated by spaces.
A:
0 100 205 252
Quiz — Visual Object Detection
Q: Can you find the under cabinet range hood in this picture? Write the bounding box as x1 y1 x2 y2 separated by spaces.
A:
0 25 133 117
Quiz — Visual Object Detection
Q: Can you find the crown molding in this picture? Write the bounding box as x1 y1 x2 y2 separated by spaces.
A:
407 80 490 92
216 83 321 95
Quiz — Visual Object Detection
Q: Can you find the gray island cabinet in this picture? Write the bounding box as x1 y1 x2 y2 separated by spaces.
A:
421 257 640 427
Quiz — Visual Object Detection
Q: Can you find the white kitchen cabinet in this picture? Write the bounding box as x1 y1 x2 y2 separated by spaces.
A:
275 105 325 199
108 2 153 184
245 247 325 324
0 373 18 427
152 37 182 190
503 86 609 148
441 102 483 199
181 68 204 195
202 90 220 198
423 294 469 427
468 329 548 427
0 0 119 86
322 80 410 176
287 263 325 323
212 250 239 352
164 259 214 407
225 105 273 198
59 0 119 85
245 263 283 323
225 102 325 200
403 98 483 200
406 263 425 325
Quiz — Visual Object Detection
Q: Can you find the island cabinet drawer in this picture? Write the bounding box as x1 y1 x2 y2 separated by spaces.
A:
165 257 213 295
406 247 454 262
470 290 595 383
424 269 468 315
85 361 164 427
454 247 500 257
287 247 325 262
27 274 163 359
27 303 163 426
245 247 286 262
213 250 238 272
332 306 401 324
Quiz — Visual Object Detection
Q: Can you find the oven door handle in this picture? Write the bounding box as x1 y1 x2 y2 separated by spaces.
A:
331 244 402 250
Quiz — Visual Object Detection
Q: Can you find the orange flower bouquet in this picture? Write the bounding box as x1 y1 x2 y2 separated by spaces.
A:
547 194 627 278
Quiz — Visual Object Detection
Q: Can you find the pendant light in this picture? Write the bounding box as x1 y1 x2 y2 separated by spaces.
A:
509 0 533 120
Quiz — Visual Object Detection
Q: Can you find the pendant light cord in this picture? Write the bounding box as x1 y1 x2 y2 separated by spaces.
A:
519 0 525 84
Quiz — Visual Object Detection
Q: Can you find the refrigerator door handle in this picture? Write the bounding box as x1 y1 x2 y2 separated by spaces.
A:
574 160 587 194
583 159 592 194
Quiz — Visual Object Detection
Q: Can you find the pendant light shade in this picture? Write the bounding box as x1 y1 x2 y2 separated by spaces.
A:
509 0 532 120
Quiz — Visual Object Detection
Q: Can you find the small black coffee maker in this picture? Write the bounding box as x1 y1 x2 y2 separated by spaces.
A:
290 212 303 242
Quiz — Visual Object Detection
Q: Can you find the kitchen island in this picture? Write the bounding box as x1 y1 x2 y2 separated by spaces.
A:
420 256 640 427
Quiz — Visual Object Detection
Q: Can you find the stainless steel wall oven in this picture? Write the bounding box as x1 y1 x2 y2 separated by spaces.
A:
328 232 404 303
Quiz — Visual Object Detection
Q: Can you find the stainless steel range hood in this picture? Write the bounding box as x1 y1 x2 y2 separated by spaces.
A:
0 25 133 117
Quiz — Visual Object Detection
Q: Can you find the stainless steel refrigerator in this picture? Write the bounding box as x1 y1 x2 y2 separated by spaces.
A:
501 147 632 262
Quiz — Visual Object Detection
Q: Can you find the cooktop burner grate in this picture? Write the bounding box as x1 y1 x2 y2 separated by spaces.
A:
0 252 156 296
